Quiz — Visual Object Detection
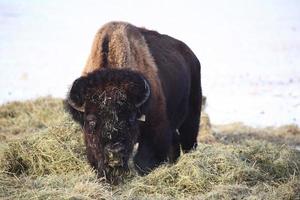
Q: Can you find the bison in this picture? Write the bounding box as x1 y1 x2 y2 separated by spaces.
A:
66 21 202 183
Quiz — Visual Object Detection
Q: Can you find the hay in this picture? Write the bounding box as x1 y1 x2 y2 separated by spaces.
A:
0 98 112 199
120 141 300 199
198 112 216 144
214 122 300 147
1 118 88 176
0 97 300 199
0 172 113 200
0 97 64 142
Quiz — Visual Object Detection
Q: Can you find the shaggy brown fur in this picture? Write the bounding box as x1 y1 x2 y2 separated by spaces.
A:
82 22 162 101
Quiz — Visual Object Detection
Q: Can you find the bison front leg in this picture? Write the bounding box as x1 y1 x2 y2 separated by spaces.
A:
168 129 180 163
134 123 172 175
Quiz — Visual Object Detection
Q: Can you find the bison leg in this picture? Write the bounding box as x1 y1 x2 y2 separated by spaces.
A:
178 112 200 152
179 82 201 152
134 130 180 174
134 126 171 175
134 140 158 175
168 130 180 163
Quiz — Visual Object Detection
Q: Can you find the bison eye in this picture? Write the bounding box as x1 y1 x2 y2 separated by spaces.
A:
85 114 97 131
89 120 96 129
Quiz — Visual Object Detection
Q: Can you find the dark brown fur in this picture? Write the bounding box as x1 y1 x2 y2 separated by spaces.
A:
66 21 202 183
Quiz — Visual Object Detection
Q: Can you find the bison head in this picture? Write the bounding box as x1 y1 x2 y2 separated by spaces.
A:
66 68 150 183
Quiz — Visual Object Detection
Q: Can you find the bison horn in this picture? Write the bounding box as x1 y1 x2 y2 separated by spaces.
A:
67 98 85 112
135 79 151 108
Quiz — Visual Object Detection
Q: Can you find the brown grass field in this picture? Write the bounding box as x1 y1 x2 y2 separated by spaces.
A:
0 97 299 199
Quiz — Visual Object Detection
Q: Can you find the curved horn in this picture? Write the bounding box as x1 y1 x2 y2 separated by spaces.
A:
135 79 151 108
67 98 85 112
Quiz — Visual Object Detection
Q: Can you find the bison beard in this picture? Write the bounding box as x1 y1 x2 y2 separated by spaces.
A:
66 22 202 184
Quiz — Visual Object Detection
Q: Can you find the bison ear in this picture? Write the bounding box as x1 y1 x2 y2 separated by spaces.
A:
67 76 89 112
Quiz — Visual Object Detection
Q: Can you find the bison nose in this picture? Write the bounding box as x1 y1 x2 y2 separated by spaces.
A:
105 142 126 167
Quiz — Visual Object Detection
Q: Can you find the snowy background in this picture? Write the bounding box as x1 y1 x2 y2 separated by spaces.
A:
0 0 299 127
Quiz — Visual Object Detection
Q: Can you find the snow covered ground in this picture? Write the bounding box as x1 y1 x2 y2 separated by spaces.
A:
0 0 299 127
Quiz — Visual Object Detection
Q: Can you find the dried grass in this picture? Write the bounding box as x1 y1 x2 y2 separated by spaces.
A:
0 97 299 199
120 141 300 199
214 122 300 147
0 97 64 142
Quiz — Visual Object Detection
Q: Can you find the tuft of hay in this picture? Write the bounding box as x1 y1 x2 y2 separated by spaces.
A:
214 122 300 148
0 97 300 199
198 112 216 144
0 172 112 199
0 97 64 142
1 118 89 176
120 142 300 199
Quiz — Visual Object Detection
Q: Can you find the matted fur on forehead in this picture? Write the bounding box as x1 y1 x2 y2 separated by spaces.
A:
84 68 151 107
